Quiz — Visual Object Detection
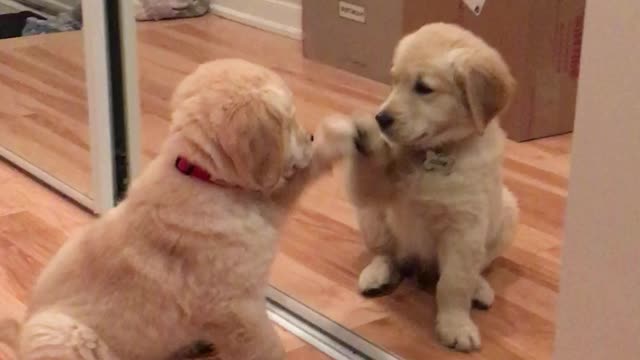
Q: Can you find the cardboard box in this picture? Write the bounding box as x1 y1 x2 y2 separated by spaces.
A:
302 0 585 141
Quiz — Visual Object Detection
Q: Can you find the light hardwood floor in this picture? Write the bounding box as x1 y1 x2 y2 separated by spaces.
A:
0 15 571 359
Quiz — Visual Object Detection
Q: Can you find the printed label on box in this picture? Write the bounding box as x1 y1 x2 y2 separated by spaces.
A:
338 1 366 23
462 0 486 15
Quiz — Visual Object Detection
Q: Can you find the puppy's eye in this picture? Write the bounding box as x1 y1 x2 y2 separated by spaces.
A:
413 80 433 95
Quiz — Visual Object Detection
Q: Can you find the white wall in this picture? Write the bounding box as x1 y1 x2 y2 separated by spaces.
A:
211 0 302 39
554 1 640 359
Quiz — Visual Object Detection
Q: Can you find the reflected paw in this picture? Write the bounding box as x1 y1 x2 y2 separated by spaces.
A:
436 313 481 352
358 257 400 297
472 277 494 310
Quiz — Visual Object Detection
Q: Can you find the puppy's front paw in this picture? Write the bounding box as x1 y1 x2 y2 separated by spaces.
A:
353 120 387 158
312 115 357 164
435 313 481 352
353 127 374 156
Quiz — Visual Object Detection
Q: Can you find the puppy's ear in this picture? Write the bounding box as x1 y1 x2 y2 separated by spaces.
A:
214 87 290 192
455 52 515 133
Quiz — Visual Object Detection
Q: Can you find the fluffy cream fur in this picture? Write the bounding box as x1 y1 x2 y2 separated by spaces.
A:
323 23 519 352
0 59 339 360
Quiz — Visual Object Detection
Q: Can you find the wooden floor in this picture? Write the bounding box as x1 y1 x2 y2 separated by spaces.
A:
0 15 571 359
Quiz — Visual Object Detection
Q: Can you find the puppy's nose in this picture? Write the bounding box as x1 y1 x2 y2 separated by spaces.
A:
375 112 394 130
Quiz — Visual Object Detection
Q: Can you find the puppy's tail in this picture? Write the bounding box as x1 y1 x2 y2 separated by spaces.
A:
0 318 20 355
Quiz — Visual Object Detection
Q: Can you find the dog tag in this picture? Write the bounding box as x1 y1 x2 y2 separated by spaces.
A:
462 0 485 16
423 150 455 175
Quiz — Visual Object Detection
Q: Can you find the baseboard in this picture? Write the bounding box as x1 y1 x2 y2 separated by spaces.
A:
210 0 302 40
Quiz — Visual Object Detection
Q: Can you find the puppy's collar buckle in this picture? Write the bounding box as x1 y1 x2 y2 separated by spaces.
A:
423 150 455 175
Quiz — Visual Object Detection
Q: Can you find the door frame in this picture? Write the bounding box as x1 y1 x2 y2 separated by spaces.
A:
83 0 141 213
553 1 640 358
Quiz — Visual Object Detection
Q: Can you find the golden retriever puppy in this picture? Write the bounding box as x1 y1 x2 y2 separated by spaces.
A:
0 59 339 360
328 23 519 352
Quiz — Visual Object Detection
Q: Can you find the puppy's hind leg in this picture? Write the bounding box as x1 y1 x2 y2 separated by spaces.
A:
473 188 519 311
472 276 495 310
359 255 402 297
167 340 217 360
204 302 284 360
484 187 519 269
357 208 401 297
19 311 118 360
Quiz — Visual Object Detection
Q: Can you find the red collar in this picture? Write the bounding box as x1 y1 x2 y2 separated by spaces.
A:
174 156 236 188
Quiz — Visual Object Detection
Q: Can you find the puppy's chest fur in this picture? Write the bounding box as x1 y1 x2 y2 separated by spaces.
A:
385 149 500 264
386 171 459 263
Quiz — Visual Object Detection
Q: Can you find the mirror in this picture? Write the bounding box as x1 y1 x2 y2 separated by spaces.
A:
128 6 576 357
0 0 91 203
